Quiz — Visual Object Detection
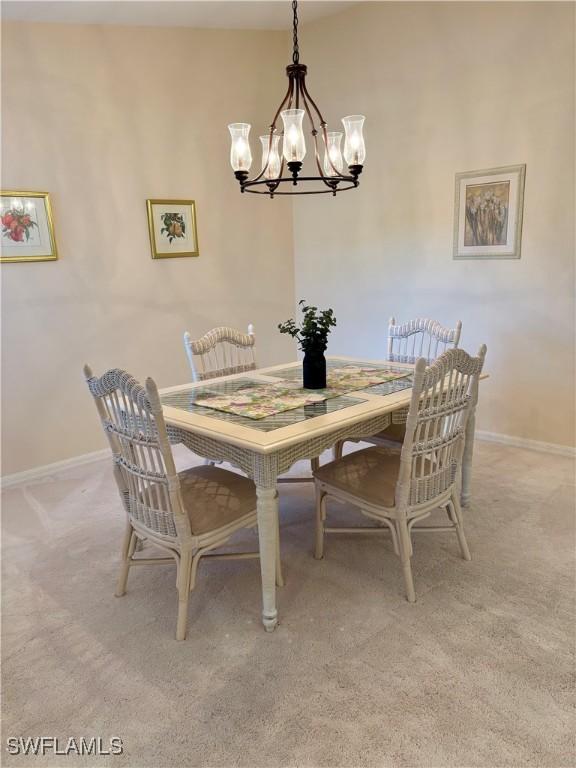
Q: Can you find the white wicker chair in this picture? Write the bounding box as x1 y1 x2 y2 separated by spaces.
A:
183 324 257 382
334 317 462 458
84 365 282 641
388 317 462 364
183 323 319 481
314 345 486 602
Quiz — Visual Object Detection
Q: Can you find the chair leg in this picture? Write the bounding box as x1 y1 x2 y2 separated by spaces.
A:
315 490 327 560
176 550 193 641
333 441 344 461
396 518 416 602
449 492 472 561
115 523 137 597
188 551 203 593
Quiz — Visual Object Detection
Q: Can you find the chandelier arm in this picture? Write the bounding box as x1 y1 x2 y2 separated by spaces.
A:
269 76 294 133
298 83 322 170
300 78 329 132
302 79 348 178
301 78 347 178
247 78 294 187
299 82 343 188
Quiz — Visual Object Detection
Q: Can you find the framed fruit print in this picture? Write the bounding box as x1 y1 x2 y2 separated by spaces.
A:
146 199 199 259
0 191 58 263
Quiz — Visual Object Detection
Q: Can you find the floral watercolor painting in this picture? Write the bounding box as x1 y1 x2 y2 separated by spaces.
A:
146 199 199 259
0 192 58 262
464 181 509 246
2 206 38 243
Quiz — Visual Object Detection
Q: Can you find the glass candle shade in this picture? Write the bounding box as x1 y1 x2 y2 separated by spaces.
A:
260 134 282 179
342 115 366 166
228 123 252 172
323 131 344 176
280 109 306 162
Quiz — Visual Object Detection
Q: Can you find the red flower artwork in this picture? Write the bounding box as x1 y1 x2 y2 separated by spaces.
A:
2 208 37 243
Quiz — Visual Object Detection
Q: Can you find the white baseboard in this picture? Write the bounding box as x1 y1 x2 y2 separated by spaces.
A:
1 448 110 490
476 430 576 458
2 431 574 490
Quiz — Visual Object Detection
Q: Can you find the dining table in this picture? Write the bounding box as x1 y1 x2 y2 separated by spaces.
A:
160 355 485 632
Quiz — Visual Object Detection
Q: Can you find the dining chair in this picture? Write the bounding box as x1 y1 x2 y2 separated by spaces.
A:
183 323 319 480
84 364 282 641
314 345 486 602
334 317 462 458
388 317 462 364
183 324 257 382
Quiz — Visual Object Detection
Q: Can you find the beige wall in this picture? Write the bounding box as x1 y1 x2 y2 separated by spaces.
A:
1 22 295 475
2 3 575 477
295 2 575 447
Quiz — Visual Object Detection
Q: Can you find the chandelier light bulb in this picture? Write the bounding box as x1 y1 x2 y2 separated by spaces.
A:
323 131 344 177
280 109 306 162
342 115 366 166
260 135 282 179
228 123 253 172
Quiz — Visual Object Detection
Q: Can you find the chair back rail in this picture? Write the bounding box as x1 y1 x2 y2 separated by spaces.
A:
388 317 462 364
395 346 486 510
84 366 190 541
183 324 256 381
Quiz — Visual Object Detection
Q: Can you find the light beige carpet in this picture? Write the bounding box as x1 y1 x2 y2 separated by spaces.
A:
2 442 574 768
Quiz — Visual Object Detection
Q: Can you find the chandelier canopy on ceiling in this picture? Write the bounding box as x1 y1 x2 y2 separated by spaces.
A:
228 0 366 197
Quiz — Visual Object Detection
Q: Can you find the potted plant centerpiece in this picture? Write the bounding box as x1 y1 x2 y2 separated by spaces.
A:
278 300 337 389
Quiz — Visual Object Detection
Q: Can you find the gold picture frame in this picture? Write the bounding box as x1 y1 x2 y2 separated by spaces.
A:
0 191 58 263
146 199 199 259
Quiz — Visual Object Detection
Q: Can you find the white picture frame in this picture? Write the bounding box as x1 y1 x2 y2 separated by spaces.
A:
453 164 526 260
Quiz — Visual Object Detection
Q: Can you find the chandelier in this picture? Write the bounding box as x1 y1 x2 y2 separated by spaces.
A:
228 0 366 197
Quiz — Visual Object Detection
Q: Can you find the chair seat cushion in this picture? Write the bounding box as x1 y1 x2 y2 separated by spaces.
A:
314 447 401 508
178 466 257 535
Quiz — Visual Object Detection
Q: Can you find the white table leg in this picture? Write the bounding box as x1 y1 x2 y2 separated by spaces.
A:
256 485 279 632
461 407 476 507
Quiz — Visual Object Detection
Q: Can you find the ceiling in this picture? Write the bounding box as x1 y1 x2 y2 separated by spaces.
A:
1 1 359 29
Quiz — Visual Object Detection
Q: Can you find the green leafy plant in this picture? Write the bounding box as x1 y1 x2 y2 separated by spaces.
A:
278 300 337 355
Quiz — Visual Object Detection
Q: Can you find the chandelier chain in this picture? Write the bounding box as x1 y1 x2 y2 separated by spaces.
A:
292 0 299 64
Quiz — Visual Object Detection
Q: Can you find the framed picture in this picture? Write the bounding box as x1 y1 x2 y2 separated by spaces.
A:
146 199 199 259
0 191 58 263
453 164 526 259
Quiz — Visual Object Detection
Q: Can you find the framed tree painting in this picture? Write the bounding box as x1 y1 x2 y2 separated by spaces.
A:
146 199 199 259
453 164 526 259
0 191 58 263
